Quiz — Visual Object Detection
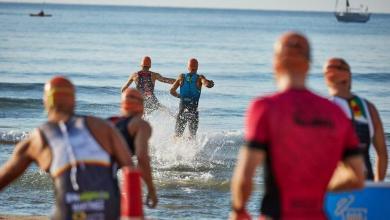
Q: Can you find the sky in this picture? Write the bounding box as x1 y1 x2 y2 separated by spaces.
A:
2 0 390 13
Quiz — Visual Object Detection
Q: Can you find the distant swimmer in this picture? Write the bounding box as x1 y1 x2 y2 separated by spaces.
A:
324 57 388 181
108 88 158 208
230 32 365 220
170 58 214 139
121 56 176 114
0 76 133 220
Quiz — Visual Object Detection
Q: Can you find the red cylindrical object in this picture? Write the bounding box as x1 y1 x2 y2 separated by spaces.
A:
121 167 143 219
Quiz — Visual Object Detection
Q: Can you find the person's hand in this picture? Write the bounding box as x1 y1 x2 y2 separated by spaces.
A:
206 80 214 88
146 188 158 208
229 209 251 220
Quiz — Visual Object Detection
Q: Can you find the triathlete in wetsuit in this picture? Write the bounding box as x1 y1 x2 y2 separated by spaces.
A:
170 58 214 139
108 88 158 208
324 57 388 181
230 33 365 220
0 76 133 220
121 56 175 114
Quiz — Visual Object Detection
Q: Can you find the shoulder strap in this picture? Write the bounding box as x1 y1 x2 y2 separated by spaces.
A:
361 98 374 138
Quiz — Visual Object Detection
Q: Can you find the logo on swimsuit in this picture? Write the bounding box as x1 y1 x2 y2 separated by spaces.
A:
293 111 334 128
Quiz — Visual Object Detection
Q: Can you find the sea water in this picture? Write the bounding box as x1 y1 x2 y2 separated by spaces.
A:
0 3 390 219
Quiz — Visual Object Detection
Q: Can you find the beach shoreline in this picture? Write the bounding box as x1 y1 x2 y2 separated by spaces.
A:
0 215 47 220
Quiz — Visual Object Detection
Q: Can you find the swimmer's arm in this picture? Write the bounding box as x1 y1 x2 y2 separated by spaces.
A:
231 147 264 213
121 73 136 93
134 121 158 208
328 155 365 192
170 74 183 98
368 102 388 181
0 139 33 190
154 73 175 84
199 75 214 88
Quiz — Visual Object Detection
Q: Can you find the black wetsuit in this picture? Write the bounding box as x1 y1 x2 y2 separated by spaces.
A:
108 116 136 155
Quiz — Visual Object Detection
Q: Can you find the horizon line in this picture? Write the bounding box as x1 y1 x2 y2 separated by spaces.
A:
2 1 390 15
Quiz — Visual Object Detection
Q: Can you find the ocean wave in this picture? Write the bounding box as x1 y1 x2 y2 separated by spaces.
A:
0 82 119 95
0 130 30 144
353 73 390 82
0 97 42 108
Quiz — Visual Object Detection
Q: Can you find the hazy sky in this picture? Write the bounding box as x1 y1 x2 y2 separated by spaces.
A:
3 0 390 13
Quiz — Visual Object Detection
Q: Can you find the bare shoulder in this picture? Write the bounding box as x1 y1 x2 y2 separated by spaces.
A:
366 100 378 112
28 128 52 170
132 117 151 131
85 116 113 132
132 72 139 78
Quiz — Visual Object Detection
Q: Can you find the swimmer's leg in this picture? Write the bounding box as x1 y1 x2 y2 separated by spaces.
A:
188 111 199 139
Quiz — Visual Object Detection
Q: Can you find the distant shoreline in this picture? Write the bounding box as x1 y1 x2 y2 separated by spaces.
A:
0 215 47 220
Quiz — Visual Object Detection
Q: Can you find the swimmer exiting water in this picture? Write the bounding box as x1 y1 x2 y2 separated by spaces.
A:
170 58 214 139
230 32 365 220
121 56 176 114
323 58 388 181
0 76 133 219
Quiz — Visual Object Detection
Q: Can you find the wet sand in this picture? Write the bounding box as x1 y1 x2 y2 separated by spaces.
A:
0 215 47 220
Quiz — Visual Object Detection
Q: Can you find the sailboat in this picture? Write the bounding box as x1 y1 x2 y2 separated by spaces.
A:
334 0 370 23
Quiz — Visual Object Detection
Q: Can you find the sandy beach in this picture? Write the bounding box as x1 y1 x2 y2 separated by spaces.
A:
0 215 47 220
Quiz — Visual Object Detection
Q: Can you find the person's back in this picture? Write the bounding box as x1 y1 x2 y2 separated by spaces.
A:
136 70 155 97
251 89 359 219
108 88 158 208
230 32 364 220
41 116 120 219
121 56 175 113
0 76 133 220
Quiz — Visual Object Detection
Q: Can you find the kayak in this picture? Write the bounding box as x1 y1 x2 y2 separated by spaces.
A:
29 13 52 17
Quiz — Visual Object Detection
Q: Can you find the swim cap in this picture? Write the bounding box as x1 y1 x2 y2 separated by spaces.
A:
44 76 75 113
187 58 198 72
121 88 144 114
273 32 310 76
323 58 351 86
141 56 151 68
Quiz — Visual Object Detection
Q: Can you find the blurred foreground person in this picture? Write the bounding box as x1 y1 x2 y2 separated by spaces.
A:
121 56 175 114
108 88 158 208
324 58 388 181
170 58 214 139
0 76 133 219
230 33 365 220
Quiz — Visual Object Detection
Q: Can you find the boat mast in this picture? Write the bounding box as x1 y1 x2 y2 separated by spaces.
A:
346 0 350 12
